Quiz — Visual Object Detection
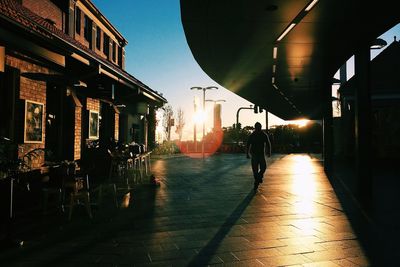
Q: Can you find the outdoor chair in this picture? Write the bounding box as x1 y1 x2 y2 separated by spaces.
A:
41 164 64 214
83 148 118 209
108 149 131 189
64 161 92 220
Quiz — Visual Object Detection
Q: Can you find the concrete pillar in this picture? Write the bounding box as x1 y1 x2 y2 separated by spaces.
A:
0 46 4 72
354 45 372 209
323 82 333 174
194 99 197 152
91 23 96 51
147 106 156 150
117 47 126 70
340 63 347 83
144 108 149 150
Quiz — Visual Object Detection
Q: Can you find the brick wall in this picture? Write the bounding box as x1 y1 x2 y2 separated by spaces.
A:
86 98 120 142
94 30 107 60
86 97 100 111
74 9 89 49
74 107 82 160
115 113 119 141
75 27 89 49
22 0 63 31
22 0 118 65
6 55 48 169
74 4 120 65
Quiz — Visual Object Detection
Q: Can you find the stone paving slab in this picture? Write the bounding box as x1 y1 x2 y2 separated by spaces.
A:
0 153 371 266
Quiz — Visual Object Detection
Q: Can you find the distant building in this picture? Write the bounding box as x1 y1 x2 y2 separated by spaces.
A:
213 103 222 130
0 0 166 167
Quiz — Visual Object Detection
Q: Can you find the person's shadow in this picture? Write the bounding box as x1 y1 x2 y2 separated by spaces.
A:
187 190 256 266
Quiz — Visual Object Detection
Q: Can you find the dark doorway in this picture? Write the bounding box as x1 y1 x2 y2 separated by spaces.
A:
118 113 127 144
0 66 19 141
99 101 115 145
45 84 74 161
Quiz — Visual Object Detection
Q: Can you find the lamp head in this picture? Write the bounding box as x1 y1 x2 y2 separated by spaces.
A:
190 86 218 90
370 38 387 50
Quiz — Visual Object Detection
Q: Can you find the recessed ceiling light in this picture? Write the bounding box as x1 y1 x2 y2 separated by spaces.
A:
277 23 296 41
305 0 318 11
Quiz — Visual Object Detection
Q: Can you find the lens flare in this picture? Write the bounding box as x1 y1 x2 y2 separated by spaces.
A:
192 110 206 124
176 130 224 158
294 119 309 127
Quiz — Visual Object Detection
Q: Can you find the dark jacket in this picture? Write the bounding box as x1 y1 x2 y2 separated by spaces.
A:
246 130 271 157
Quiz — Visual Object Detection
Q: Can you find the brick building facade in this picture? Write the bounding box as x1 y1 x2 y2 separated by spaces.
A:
0 0 166 170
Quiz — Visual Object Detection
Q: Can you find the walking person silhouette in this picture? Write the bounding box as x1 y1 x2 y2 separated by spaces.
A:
246 122 272 191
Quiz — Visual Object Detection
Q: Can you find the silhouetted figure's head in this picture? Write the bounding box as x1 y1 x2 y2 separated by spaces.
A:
254 122 262 131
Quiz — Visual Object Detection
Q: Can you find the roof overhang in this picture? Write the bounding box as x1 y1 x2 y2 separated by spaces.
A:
181 0 400 120
0 0 166 105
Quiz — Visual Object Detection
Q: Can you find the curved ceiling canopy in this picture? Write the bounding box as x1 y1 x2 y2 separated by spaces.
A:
181 0 400 120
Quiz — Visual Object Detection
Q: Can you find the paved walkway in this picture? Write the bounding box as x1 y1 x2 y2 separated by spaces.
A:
1 153 370 266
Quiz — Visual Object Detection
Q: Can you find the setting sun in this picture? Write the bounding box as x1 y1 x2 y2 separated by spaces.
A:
192 110 206 124
293 119 309 127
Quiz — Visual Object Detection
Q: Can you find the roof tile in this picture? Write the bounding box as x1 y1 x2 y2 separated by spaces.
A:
0 0 165 102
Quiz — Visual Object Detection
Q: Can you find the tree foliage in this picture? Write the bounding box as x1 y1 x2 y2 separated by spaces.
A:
221 122 322 154
175 107 185 141
268 122 322 153
162 104 174 141
222 125 252 145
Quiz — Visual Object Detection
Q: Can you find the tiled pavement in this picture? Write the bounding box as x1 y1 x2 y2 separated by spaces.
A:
0 153 372 266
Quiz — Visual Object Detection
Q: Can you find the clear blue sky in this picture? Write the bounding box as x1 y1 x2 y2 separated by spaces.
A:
92 0 286 140
92 0 400 140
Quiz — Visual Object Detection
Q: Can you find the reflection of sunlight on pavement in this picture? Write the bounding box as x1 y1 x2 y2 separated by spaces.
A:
291 218 319 235
291 154 315 175
151 160 168 201
290 154 318 215
152 159 167 177
293 199 315 215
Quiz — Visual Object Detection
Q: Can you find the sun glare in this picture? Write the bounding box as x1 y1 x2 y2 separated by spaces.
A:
293 119 309 127
290 155 318 215
192 110 206 124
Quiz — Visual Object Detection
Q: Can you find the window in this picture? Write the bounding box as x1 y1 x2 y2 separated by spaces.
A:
84 15 92 42
103 33 110 59
118 46 123 67
96 26 101 50
75 7 81 34
112 41 116 62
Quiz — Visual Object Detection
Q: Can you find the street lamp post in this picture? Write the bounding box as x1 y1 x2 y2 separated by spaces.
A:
191 86 218 158
193 97 197 152
205 99 226 104
236 105 254 129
